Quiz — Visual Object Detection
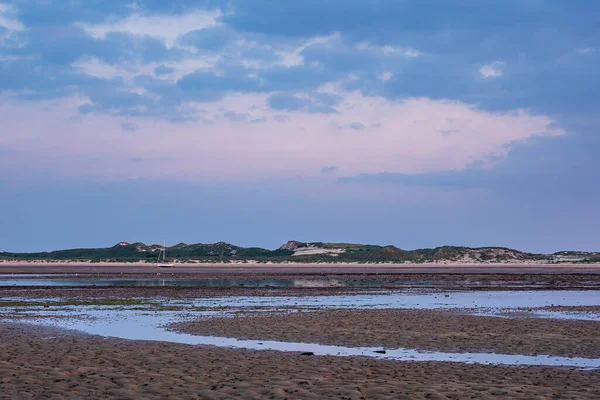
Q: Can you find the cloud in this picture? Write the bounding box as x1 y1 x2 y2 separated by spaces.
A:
380 72 393 81
78 89 156 117
576 47 595 55
312 92 342 106
479 61 504 78
3 1 596 124
154 65 174 75
355 42 420 58
338 129 600 197
1 0 599 256
223 110 248 121
348 122 365 130
321 166 337 174
0 92 565 181
222 1 581 45
0 0 597 197
441 129 459 136
176 68 262 101
302 42 380 73
77 9 221 48
267 92 341 114
272 32 341 68
178 26 237 51
259 64 334 91
273 114 289 122
120 121 138 131
0 3 24 32
268 93 308 111
11 25 180 66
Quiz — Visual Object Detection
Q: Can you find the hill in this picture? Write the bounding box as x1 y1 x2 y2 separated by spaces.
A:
1 240 599 264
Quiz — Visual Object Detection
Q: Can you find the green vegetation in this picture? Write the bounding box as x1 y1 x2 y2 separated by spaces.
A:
0 240 597 264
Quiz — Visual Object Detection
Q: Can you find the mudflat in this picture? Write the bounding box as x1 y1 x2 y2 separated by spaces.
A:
2 323 599 400
175 308 600 358
2 270 600 399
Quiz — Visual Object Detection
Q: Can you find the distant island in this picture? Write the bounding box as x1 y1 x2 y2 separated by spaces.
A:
1 240 599 264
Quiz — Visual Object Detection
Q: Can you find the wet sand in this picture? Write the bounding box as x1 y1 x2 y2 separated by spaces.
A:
2 270 600 399
175 308 600 358
0 285 368 300
1 323 599 400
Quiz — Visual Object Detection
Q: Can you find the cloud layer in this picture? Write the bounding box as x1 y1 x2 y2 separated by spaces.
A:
0 1 599 252
2 0 593 182
1 91 563 181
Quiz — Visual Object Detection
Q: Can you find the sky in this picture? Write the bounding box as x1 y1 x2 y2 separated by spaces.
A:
1 1 599 253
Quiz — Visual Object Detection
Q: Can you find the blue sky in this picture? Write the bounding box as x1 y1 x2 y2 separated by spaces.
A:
0 1 598 252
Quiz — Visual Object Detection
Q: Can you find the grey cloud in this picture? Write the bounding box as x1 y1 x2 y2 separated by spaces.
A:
178 26 237 51
273 115 290 122
267 91 341 114
223 111 249 121
120 122 138 131
349 122 365 130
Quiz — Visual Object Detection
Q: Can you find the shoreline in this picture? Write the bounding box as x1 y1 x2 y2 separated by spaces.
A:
4 259 600 266
2 261 600 275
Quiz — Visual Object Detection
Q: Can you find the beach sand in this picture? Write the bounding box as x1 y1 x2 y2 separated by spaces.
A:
175 308 600 358
2 269 600 398
1 323 599 399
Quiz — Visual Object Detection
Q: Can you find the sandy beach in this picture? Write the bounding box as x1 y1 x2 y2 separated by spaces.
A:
2 323 599 399
2 261 600 275
2 268 600 399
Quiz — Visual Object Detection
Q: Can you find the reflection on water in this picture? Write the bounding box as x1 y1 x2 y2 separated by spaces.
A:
185 290 600 311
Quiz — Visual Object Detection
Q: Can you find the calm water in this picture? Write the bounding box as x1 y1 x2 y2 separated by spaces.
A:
185 289 600 310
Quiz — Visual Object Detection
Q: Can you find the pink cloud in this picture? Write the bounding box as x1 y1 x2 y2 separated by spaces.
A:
0 91 565 182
